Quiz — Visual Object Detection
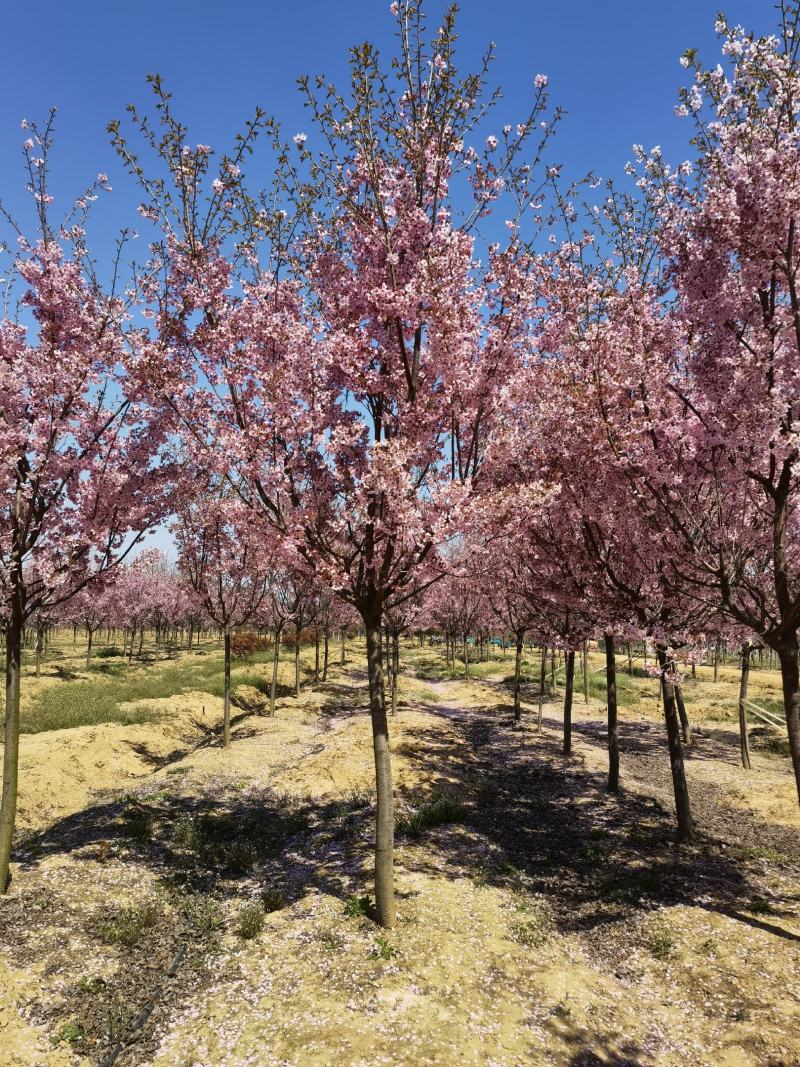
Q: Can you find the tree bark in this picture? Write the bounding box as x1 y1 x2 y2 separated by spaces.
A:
605 634 619 793
270 626 282 716
391 633 399 717
364 613 395 928
538 644 547 731
86 628 94 670
738 642 752 770
563 649 575 756
323 631 329 682
223 630 231 749
0 590 23 893
463 634 469 679
295 623 301 697
583 639 589 704
776 636 800 806
340 629 346 666
513 631 524 722
675 683 692 746
656 644 693 841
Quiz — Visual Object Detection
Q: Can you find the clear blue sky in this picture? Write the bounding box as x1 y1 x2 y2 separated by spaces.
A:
0 0 772 250
0 0 771 560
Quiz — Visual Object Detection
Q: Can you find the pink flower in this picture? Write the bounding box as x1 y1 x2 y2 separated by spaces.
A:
293 132 307 147
486 136 498 151
534 73 548 88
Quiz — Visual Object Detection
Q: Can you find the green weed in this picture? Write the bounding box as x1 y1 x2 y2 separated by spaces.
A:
395 792 466 838
236 902 265 940
98 900 159 946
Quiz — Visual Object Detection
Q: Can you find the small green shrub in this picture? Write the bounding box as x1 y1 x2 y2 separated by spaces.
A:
395 792 466 838
747 896 775 915
122 802 153 843
648 930 674 960
76 976 106 995
99 900 159 946
221 841 259 875
181 894 225 932
260 888 287 913
343 894 376 920
166 765 190 777
236 902 265 940
51 1021 85 1049
369 936 397 960
173 815 204 853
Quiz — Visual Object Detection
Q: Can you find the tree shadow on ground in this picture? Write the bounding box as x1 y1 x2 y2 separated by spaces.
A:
7 783 375 1064
392 702 800 947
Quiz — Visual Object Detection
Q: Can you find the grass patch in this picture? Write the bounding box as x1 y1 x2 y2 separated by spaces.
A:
21 650 260 733
648 930 674 960
98 900 159 946
509 896 554 948
395 792 466 838
236 902 266 939
181 893 225 932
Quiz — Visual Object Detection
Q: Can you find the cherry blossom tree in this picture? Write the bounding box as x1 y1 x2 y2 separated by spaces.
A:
114 1 557 926
0 119 168 891
174 493 273 748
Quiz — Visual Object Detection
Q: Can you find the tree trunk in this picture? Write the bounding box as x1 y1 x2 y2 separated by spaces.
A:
391 633 399 717
563 649 575 756
364 613 395 929
0 591 24 893
675 683 692 745
583 639 589 704
713 637 719 684
776 636 800 806
270 627 282 716
86 628 94 670
463 634 469 680
314 632 320 682
295 623 301 698
656 645 693 842
513 631 524 722
538 644 547 731
223 630 231 749
323 631 329 682
550 647 556 692
738 642 752 771
340 629 346 666
605 634 619 792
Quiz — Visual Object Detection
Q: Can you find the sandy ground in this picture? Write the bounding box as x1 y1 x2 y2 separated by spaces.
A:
1 641 799 1066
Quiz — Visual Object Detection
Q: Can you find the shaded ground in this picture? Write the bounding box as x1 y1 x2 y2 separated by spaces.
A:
0 641 799 1065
